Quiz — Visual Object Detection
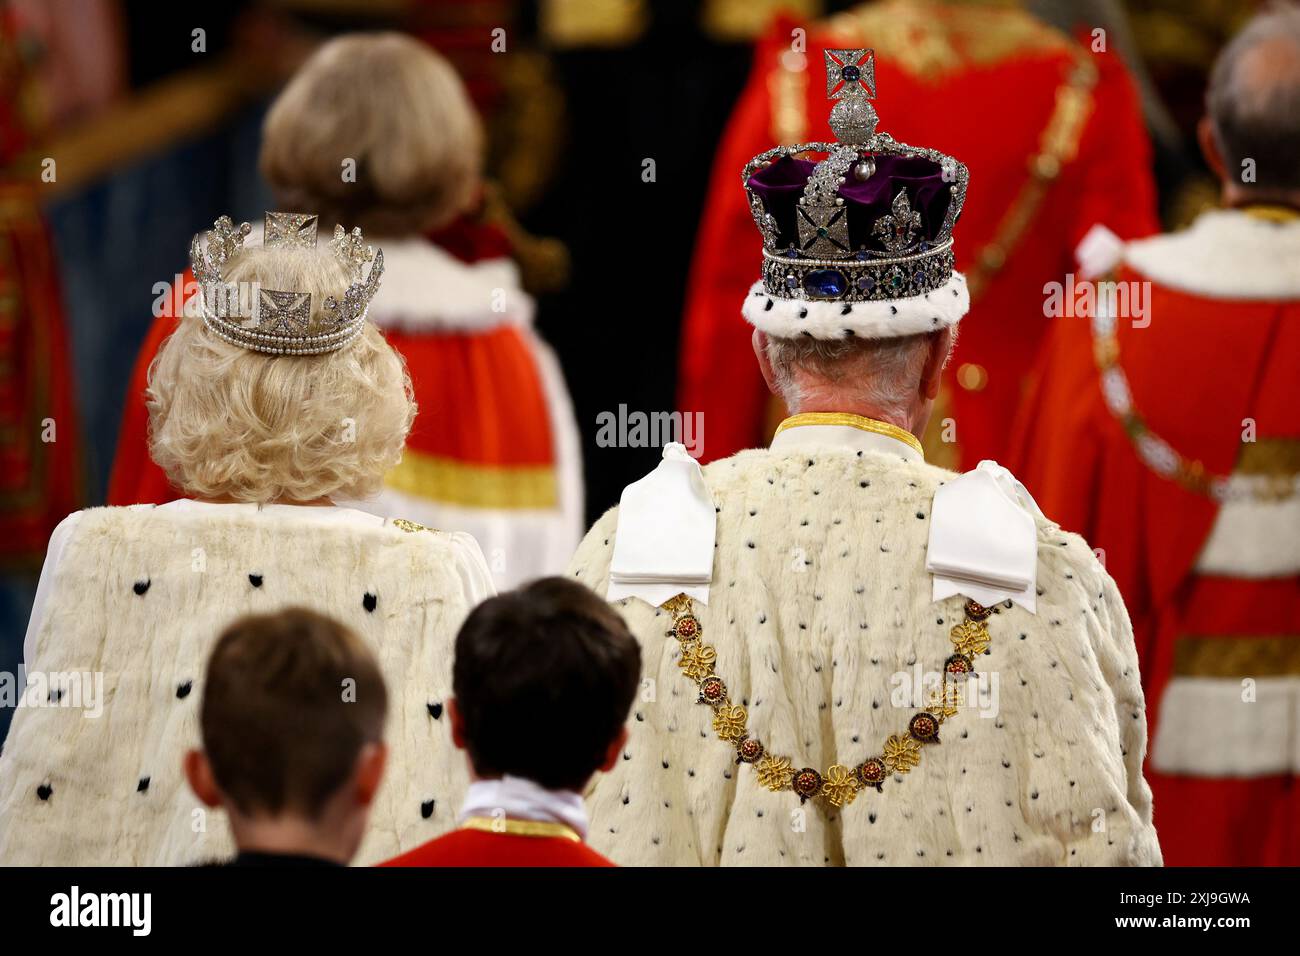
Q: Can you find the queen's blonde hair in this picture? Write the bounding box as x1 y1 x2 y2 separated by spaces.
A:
147 246 416 503
260 32 483 236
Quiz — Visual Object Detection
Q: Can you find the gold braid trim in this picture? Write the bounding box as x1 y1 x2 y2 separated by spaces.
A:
660 595 999 808
965 49 1097 300
774 413 924 456
461 816 583 843
1173 634 1300 679
1091 302 1299 503
769 48 808 144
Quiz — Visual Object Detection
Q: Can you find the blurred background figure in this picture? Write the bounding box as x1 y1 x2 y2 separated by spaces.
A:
1010 4 1300 866
0 3 88 667
107 33 584 591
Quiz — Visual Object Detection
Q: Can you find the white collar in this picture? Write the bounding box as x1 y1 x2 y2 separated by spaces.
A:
1124 207 1300 300
457 774 589 839
367 236 533 332
769 413 924 462
154 499 385 526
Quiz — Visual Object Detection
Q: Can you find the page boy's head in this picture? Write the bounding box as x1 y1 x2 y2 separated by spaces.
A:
451 577 641 792
184 608 388 864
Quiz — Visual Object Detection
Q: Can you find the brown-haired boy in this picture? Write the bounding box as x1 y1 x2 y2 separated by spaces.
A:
184 607 388 866
381 577 641 866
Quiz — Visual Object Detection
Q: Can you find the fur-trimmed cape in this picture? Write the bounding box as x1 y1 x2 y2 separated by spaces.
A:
568 447 1162 866
0 505 484 865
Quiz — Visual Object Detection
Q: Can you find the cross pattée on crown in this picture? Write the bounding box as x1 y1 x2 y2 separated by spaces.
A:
825 48 878 146
826 48 876 100
264 211 319 248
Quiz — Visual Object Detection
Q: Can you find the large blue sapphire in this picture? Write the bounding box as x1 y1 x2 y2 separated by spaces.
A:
803 269 847 299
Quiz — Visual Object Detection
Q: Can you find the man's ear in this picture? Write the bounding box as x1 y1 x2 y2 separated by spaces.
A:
1198 115 1227 182
599 726 629 773
183 749 223 809
920 327 953 401
449 698 467 752
753 328 781 396
353 742 387 807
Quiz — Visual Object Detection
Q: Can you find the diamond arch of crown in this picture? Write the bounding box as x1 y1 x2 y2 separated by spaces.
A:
742 47 970 308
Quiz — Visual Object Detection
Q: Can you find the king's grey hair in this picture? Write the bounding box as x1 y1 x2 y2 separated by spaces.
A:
765 331 945 424
1207 3 1300 194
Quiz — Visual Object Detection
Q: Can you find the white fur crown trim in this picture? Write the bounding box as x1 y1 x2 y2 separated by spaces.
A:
741 272 969 340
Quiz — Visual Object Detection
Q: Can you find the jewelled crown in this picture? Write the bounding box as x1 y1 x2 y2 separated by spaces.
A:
190 211 384 355
741 50 971 340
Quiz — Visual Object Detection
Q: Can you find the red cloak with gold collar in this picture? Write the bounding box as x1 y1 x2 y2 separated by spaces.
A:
1009 206 1300 866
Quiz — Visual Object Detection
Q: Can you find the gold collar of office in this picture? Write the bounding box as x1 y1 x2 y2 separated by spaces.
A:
1240 204 1300 224
775 412 924 456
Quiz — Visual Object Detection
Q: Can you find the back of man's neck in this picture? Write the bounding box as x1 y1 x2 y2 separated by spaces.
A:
791 400 916 435
231 818 353 865
1221 187 1300 213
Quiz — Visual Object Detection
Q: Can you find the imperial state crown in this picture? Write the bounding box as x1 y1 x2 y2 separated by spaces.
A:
741 49 971 340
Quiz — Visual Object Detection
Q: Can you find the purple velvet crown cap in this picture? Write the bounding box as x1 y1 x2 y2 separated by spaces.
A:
747 153 954 255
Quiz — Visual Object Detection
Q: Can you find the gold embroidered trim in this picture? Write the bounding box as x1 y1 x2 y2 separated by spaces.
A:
826 0 1072 81
769 46 809 144
1241 204 1300 224
391 518 437 534
964 48 1096 301
1237 439 1300 478
774 413 924 456
661 594 997 808
460 816 583 843
1174 635 1300 678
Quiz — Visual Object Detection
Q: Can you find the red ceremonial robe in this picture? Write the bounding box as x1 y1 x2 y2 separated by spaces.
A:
0 184 82 569
1009 207 1300 866
380 821 615 868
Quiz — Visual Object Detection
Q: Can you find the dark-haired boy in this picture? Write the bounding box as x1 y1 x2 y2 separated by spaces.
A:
381 576 641 866
184 607 388 866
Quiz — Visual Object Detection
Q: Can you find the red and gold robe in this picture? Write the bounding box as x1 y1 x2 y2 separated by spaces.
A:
1009 207 1300 866
678 0 1158 468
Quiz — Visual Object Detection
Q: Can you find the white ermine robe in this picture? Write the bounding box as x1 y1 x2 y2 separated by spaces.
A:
0 501 494 865
567 425 1162 865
